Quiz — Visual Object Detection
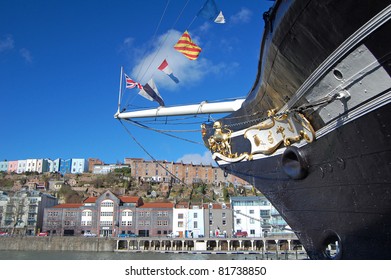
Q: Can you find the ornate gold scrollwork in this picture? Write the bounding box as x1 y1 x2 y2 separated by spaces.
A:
244 110 315 156
205 109 315 164
207 121 233 157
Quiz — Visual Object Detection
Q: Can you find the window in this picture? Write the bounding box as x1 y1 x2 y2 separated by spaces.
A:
249 210 255 214
236 219 241 225
261 210 270 217
193 221 198 228
101 201 114 207
222 220 226 226
193 213 197 218
250 218 255 224
178 221 184 227
178 213 183 219
250 229 255 235
222 213 226 218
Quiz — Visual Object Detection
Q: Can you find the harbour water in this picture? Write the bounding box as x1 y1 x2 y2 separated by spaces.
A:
0 250 308 260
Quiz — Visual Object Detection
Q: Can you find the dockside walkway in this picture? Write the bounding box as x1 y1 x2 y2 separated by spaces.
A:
114 233 307 259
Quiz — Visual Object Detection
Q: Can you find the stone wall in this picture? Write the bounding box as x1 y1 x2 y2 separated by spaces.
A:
0 236 115 252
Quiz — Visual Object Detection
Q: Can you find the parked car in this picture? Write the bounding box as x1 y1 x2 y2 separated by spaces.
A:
83 232 97 237
234 231 248 238
167 232 179 238
37 232 48 236
0 231 9 236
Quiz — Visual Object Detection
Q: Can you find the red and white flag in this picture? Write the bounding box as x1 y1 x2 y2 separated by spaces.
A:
158 59 179 83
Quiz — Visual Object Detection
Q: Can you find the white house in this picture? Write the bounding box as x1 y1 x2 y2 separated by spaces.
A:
48 158 61 173
187 204 205 238
71 158 88 174
172 202 189 238
25 159 37 173
17 160 26 174
230 196 263 238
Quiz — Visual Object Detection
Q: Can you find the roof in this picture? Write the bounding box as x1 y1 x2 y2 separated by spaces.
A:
230 196 262 202
139 202 174 209
203 203 231 209
83 197 97 203
118 196 140 203
53 203 83 209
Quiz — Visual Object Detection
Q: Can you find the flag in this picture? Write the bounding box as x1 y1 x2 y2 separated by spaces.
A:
158 59 179 83
138 79 165 106
197 0 225 24
124 74 142 89
174 31 202 60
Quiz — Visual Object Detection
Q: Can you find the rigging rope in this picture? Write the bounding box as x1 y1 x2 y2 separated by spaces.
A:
122 118 203 145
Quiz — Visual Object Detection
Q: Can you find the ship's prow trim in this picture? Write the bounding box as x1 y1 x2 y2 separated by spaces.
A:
114 99 245 119
205 111 315 163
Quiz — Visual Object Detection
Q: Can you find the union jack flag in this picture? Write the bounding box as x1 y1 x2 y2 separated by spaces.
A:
125 74 142 89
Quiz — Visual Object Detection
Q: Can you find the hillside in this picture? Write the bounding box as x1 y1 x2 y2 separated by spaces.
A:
0 171 261 204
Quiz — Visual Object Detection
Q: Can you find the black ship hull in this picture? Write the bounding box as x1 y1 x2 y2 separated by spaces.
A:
202 0 391 259
222 103 391 259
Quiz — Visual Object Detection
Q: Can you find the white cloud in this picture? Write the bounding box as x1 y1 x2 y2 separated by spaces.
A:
128 29 206 89
230 8 252 24
177 151 215 166
20 48 32 63
0 35 14 52
125 29 236 91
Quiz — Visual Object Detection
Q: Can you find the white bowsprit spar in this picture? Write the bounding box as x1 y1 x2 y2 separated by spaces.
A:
114 66 245 120
114 98 245 119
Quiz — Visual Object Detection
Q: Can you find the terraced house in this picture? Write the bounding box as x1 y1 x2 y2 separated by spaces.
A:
43 190 174 237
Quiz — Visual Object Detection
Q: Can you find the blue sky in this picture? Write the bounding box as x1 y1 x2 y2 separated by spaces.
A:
0 0 273 165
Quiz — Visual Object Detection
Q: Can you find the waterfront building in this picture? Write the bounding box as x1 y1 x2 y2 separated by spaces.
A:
136 202 174 237
172 201 189 237
230 196 264 238
7 161 18 173
70 158 88 174
203 202 233 237
17 160 26 174
43 190 175 238
0 192 7 228
0 161 8 173
0 189 57 235
187 204 204 238
229 196 291 238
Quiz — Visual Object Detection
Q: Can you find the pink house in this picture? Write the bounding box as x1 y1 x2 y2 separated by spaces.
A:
7 161 18 173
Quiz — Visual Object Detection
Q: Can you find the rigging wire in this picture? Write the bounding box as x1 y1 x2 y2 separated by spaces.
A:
118 119 195 190
123 0 192 110
135 0 172 82
122 119 204 145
